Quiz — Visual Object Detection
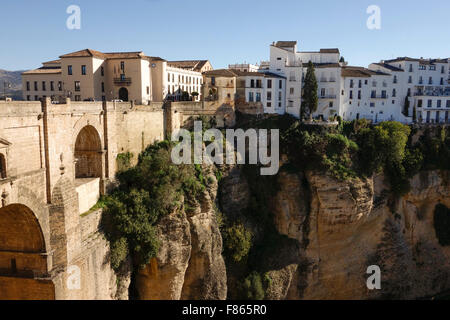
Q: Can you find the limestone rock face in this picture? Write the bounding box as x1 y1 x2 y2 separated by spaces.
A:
136 209 191 300
136 166 227 300
262 170 450 300
181 191 227 300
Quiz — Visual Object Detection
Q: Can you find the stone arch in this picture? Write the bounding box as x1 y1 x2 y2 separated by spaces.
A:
74 125 103 178
0 203 45 254
0 204 55 300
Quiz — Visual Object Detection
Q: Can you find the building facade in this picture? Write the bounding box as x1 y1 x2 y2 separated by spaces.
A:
22 50 211 104
264 41 449 123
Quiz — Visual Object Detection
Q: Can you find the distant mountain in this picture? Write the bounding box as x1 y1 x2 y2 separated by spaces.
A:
0 69 27 100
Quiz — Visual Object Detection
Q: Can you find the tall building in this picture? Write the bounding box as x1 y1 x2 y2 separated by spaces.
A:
22 49 211 104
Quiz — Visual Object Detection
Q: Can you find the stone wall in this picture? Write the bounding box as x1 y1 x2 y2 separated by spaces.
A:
0 98 166 300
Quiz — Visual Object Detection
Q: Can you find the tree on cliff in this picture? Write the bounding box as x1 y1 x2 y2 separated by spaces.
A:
302 61 318 120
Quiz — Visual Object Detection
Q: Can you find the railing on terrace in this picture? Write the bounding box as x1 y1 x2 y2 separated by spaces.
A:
114 77 132 86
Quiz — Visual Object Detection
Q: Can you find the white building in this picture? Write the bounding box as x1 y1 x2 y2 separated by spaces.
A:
234 70 286 114
264 41 450 123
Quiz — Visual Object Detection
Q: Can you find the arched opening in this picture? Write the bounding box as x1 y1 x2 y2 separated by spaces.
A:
74 125 102 179
0 204 54 300
0 153 6 179
119 87 129 101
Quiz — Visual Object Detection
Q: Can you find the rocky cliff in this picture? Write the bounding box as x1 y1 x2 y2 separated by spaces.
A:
132 164 449 300
223 168 450 300
135 165 227 300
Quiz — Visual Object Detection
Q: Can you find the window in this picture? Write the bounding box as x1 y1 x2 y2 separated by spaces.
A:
27 95 30 101
256 79 262 88
101 82 105 92
42 81 46 91
256 92 261 102
248 92 254 102
34 81 38 91
365 80 368 85
278 91 282 101
370 102 375 107
58 81 62 91
419 76 423 84
381 90 387 98
350 80 354 88
267 102 272 107
358 80 362 88
120 61 125 71
440 78 444 85
250 79 255 88
408 76 412 83
34 95 38 101
81 65 86 75
120 74 126 81
279 80 282 89
392 89 396 97
430 65 436 71
50 81 54 91
437 100 442 108
290 88 294 95
102 96 106 101
277 57 282 60
419 65 426 70
358 90 361 100
267 91 272 101
349 90 353 99
447 100 450 108
75 81 81 91
75 95 81 101
441 66 445 74
372 81 377 87
68 65 72 75
409 64 413 72
101 66 104 76
267 79 272 88
26 81 30 91
429 77 433 85
418 99 423 108
371 90 376 98
0 153 6 179
147 86 150 95
428 100 432 108
393 76 397 84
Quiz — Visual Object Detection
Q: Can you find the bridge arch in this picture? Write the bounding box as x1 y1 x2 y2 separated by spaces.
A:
74 125 103 179
0 203 55 300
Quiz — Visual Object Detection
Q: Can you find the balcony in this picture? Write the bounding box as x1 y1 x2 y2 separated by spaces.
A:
319 95 337 99
114 77 132 86
414 88 450 97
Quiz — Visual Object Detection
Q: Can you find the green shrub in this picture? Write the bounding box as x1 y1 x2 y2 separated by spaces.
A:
102 141 204 271
224 223 253 263
241 272 265 300
116 152 134 172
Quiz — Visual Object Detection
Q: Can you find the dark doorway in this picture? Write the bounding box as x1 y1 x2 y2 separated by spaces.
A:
119 87 128 101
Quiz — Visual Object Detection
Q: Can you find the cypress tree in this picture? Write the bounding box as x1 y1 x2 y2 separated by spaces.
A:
302 61 318 119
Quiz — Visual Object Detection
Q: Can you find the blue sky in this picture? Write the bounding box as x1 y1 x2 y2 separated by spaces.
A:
1 0 449 70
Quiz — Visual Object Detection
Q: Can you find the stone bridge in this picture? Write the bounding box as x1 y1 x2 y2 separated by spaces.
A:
0 98 166 299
